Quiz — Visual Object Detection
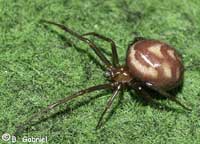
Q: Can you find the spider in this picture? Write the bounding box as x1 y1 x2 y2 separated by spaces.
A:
16 20 191 134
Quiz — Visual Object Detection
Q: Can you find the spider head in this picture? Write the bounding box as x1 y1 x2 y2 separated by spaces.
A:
104 69 114 79
105 66 133 83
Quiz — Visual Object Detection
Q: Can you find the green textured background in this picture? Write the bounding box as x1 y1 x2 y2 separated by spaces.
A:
0 0 200 144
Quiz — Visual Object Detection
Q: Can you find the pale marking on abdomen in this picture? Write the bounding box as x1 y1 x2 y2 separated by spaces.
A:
167 50 176 60
148 44 164 58
140 53 161 68
162 62 172 78
130 49 158 78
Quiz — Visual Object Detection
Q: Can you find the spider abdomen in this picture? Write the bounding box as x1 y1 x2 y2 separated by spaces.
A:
126 39 184 90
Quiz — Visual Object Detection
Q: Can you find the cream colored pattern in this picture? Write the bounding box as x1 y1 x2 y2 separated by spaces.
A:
148 44 164 58
129 49 158 78
162 62 172 78
167 50 176 60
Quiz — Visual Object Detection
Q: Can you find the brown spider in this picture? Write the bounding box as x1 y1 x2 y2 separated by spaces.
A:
16 20 191 134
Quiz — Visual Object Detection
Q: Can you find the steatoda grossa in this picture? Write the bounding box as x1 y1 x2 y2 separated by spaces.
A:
15 20 191 134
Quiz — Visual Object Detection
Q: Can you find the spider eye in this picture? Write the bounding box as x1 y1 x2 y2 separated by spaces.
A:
104 71 113 77
105 71 110 77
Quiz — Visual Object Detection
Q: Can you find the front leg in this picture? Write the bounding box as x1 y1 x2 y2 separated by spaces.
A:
96 84 121 129
128 37 146 48
133 37 146 43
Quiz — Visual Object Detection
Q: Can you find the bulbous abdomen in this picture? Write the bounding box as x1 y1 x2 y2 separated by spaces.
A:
126 39 184 90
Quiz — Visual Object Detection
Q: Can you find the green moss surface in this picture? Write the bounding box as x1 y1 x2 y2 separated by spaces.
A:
0 0 200 144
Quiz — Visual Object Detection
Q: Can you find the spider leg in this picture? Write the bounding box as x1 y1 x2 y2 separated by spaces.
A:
82 32 119 67
145 84 191 111
41 20 112 69
96 84 121 129
15 83 116 135
128 37 146 47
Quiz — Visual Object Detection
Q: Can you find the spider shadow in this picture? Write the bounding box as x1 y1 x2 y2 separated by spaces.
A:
97 88 185 131
17 90 111 135
43 25 112 71
128 85 186 114
16 86 186 135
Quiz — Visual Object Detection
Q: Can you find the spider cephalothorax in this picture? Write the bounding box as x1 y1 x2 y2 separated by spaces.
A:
106 66 133 84
15 20 191 134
